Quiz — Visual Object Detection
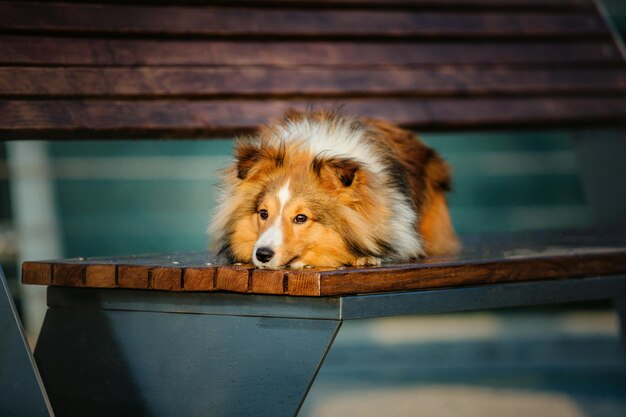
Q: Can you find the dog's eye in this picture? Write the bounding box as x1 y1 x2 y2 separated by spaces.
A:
259 209 268 220
294 214 308 224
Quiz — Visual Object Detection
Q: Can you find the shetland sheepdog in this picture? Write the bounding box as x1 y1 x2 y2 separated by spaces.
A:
210 110 460 269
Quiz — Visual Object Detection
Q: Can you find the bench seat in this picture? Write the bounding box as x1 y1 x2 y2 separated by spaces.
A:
22 230 626 296
17 230 626 417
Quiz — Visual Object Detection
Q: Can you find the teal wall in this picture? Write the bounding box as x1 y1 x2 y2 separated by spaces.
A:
49 141 232 256
49 131 588 258
422 132 587 235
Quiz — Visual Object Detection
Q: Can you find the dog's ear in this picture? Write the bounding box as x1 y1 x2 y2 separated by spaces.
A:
234 141 261 180
235 140 286 180
311 155 361 189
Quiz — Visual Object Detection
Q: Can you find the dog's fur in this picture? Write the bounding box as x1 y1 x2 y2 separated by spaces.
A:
210 110 460 268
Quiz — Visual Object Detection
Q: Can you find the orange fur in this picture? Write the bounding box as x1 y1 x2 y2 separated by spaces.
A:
210 110 460 268
419 192 461 255
366 118 461 256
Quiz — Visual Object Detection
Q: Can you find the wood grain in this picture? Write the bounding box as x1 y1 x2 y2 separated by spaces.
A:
118 265 150 289
52 263 85 287
215 265 250 293
3 97 626 139
3 67 625 97
312 252 626 296
286 271 323 296
1 36 620 66
183 268 215 291
4 0 595 10
250 269 287 294
199 0 596 7
0 3 606 39
0 0 622 141
85 264 116 288
151 267 182 291
21 262 52 285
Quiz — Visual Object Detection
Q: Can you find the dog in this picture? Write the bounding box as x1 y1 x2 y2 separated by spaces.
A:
210 110 460 269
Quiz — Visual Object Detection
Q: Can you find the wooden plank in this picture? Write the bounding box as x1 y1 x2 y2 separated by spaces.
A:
1 36 620 66
52 263 85 287
170 252 221 291
3 67 625 97
314 251 626 296
21 262 52 285
288 231 626 296
118 265 150 289
286 270 322 296
250 269 287 294
0 3 607 38
215 265 251 293
183 268 215 291
24 256 118 288
151 267 182 291
85 264 116 288
213 0 596 7
116 253 220 290
2 96 626 139
20 0 595 10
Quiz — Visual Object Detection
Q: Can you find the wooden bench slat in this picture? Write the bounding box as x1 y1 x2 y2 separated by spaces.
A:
0 2 607 39
3 67 625 97
20 253 226 292
21 262 52 286
1 36 620 66
22 231 626 296
222 0 596 7
85 264 116 288
3 96 626 139
25 0 595 10
292 251 626 296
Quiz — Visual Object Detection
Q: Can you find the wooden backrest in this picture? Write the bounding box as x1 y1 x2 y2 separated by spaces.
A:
1 0 625 139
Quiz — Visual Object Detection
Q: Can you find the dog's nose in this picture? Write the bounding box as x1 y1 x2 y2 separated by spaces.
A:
255 247 274 263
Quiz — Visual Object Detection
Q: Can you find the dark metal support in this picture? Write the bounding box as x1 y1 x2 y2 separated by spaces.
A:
45 286 342 320
35 288 341 417
0 267 54 417
32 273 626 417
340 275 626 319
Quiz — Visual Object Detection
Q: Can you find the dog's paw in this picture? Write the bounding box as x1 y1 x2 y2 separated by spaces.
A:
288 261 307 269
352 256 382 267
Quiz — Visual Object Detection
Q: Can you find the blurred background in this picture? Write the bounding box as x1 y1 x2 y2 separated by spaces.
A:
1 1 625 416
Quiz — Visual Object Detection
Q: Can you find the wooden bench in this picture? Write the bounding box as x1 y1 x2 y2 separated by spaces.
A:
2 0 626 416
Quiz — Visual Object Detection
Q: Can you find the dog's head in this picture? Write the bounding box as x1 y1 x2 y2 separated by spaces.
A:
226 141 377 268
210 111 396 268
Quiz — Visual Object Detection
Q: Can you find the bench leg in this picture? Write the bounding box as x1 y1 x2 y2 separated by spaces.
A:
0 267 53 417
34 304 341 417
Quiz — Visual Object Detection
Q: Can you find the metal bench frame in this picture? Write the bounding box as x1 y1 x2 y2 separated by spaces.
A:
0 268 53 417
9 271 621 417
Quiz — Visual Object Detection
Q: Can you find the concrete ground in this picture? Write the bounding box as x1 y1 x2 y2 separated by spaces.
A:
298 305 626 417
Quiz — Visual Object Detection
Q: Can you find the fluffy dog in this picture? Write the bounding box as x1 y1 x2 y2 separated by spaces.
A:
210 110 460 269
